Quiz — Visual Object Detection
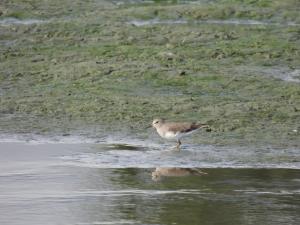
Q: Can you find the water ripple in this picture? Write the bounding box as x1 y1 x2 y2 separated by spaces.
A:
60 145 300 169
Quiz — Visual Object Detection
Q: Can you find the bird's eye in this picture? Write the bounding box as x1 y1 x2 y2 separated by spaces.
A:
155 121 158 124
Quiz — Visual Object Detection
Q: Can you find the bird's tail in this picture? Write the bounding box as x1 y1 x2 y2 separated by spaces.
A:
195 123 209 129
193 168 208 175
195 123 211 132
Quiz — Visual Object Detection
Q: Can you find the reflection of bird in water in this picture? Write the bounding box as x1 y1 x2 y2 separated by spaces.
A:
152 167 207 181
152 118 210 150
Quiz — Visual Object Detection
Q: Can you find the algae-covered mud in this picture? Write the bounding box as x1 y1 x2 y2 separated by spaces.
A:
0 0 300 146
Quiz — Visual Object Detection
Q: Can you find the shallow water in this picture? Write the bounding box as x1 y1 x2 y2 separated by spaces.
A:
0 138 299 225
128 18 300 27
0 18 46 26
230 66 300 83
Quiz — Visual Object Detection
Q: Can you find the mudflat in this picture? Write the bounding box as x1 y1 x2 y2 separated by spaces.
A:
0 0 299 147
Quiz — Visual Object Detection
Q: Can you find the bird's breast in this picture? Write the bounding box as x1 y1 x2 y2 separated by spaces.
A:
156 128 178 139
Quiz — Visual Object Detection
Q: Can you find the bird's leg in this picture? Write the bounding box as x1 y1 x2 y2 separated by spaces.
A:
176 139 181 151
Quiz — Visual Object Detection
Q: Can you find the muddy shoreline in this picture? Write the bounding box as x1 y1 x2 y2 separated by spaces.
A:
0 0 299 147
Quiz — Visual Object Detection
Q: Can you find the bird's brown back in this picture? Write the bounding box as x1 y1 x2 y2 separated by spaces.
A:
164 122 206 133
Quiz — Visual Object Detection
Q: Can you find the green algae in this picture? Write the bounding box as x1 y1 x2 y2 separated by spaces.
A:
0 0 299 147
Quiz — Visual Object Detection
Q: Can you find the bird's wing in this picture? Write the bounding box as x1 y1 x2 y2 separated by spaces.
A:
166 122 201 133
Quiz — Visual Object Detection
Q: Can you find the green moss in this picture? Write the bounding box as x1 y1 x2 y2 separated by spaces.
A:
0 0 299 146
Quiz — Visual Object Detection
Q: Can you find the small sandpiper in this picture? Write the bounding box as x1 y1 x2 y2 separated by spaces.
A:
152 118 209 150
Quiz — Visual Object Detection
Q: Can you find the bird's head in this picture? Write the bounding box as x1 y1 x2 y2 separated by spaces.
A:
151 170 162 181
152 118 165 128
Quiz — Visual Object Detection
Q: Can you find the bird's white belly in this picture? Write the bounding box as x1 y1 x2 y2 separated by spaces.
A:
164 131 179 139
157 129 176 139
162 129 199 140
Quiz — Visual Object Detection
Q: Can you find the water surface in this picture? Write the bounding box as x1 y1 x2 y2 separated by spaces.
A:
0 139 299 225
